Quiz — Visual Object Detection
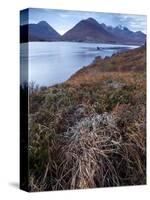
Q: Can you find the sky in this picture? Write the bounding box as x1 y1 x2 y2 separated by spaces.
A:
21 8 147 35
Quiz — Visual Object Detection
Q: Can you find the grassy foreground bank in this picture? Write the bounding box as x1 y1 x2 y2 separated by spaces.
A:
28 46 146 191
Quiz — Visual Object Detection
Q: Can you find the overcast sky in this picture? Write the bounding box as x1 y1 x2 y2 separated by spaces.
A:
21 8 147 35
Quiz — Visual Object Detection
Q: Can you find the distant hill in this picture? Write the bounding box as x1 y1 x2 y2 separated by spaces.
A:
20 21 61 43
62 18 146 45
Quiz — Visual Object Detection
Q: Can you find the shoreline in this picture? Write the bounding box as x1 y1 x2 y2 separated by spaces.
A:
20 40 143 46
27 44 143 89
26 44 141 88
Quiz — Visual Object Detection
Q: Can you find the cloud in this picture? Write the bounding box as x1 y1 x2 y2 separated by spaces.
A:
113 14 147 33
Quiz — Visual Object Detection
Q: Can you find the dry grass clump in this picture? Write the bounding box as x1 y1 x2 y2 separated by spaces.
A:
55 113 122 189
49 109 145 190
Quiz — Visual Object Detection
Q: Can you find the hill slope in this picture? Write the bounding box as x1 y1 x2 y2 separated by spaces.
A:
62 18 146 45
62 18 116 43
20 21 61 43
101 23 146 45
68 45 146 85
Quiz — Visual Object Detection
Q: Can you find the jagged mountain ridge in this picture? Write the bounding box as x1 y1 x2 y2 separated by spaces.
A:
62 18 146 45
20 18 146 45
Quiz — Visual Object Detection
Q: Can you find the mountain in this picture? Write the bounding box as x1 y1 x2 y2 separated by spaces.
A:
62 18 146 45
20 21 61 43
62 18 117 43
20 18 146 45
101 23 146 45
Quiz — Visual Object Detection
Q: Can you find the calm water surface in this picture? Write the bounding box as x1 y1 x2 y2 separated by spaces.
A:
20 42 138 86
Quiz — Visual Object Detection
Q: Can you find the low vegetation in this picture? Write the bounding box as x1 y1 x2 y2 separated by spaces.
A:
28 45 146 191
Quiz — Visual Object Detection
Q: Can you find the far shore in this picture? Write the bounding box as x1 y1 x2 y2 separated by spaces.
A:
20 40 143 46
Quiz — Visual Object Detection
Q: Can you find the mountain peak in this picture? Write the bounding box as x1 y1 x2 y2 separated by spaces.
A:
116 25 125 30
84 18 99 24
87 17 96 21
20 20 61 42
115 25 130 32
136 31 144 35
38 21 50 27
